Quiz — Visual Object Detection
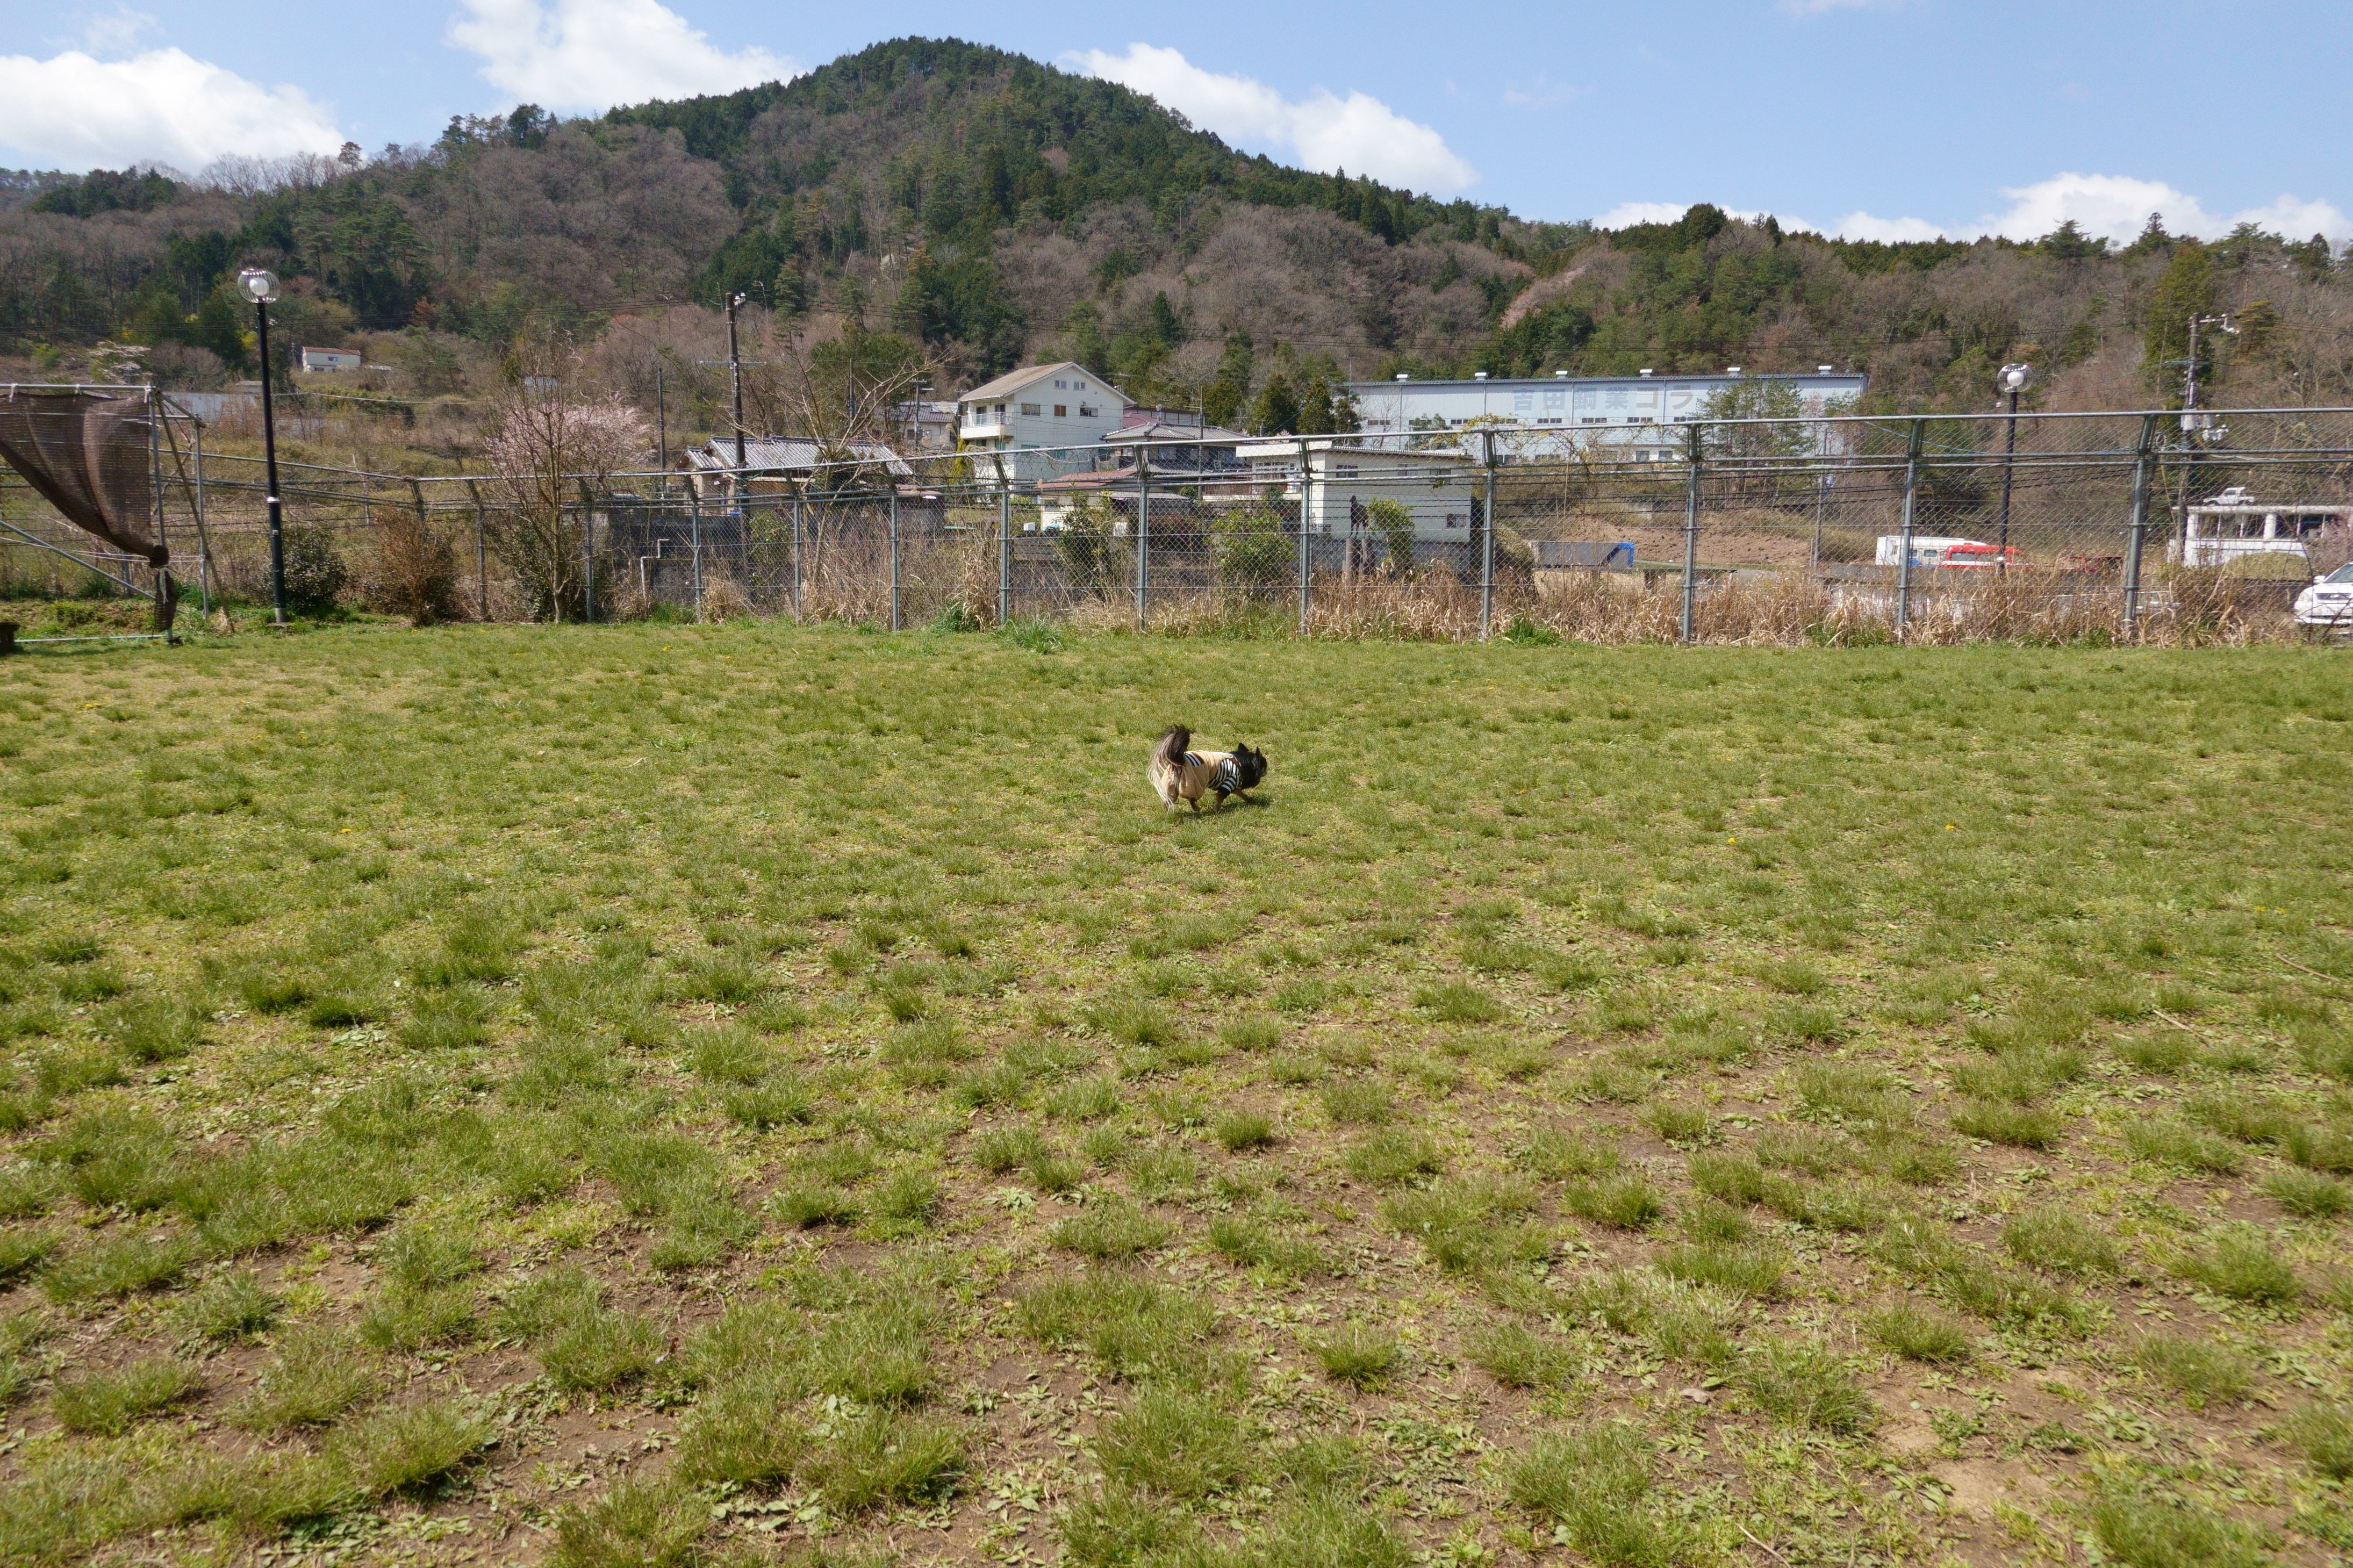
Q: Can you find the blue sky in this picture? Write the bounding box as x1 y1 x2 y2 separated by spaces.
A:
2 0 2346 244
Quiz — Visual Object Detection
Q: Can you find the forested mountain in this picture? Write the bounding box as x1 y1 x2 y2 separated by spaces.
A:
2 34 2347 429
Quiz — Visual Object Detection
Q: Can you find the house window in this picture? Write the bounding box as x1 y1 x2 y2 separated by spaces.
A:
1054 405 1067 418
1079 405 1098 418
1022 403 1041 416
1054 379 1067 389
1445 513 1466 530
1074 380 1086 390
1335 464 1359 479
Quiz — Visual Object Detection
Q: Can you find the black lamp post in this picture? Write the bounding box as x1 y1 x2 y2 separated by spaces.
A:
1995 362 2031 574
238 268 286 623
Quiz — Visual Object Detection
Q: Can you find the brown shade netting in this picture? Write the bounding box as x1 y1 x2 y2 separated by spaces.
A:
0 389 165 566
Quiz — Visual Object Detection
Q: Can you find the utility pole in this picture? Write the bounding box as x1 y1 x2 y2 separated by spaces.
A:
2181 313 2235 429
656 366 668 499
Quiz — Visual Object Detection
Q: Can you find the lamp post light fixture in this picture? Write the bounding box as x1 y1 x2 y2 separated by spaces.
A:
237 268 288 624
1995 362 2031 575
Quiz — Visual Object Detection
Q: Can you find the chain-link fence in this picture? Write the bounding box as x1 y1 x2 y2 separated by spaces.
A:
6 398 2352 643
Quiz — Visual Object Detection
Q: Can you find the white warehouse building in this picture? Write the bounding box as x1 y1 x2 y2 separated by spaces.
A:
1348 369 1866 459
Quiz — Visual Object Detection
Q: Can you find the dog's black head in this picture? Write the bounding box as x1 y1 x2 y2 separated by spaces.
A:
1230 744 1268 789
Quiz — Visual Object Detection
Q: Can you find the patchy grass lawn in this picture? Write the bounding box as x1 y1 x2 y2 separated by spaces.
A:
2 622 2351 1566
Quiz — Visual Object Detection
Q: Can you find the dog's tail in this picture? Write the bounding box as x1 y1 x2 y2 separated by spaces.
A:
1147 724 1190 804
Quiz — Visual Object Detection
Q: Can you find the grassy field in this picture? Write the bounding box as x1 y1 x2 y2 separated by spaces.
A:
1 624 2350 1568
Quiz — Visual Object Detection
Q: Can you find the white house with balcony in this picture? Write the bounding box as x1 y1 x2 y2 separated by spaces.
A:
956 362 1132 480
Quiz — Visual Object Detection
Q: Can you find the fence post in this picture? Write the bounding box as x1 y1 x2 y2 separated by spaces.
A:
190 415 211 615
690 483 704 618
147 387 173 638
888 487 901 631
1135 455 1151 632
1480 430 1498 639
1296 436 1311 635
1679 423 1703 644
1893 418 1925 639
468 479 488 621
993 454 1011 627
2122 412 2158 638
790 484 805 622
574 479 596 623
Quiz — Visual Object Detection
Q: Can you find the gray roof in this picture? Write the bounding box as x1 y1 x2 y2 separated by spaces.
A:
1101 421 1249 445
957 362 1127 404
683 437 913 478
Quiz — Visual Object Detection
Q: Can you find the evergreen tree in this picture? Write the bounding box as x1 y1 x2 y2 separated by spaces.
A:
2141 239 2217 402
1202 332 1254 428
1295 372 1336 435
1251 372 1301 435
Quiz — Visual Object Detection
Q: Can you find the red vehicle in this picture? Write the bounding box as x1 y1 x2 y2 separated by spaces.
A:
1940 542 2028 570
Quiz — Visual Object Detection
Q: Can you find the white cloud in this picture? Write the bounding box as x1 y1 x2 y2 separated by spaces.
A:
77 7 159 54
1831 172 2353 245
1603 174 2351 247
1591 201 1694 229
0 46 346 172
448 0 796 111
1068 43 1477 195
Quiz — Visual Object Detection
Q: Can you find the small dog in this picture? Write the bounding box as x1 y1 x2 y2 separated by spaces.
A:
1148 725 1268 812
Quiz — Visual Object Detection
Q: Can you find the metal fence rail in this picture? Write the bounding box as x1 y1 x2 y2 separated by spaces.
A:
5 403 2350 643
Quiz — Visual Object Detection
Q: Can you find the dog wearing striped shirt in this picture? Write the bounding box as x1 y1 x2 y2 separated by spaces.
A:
1147 725 1268 812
